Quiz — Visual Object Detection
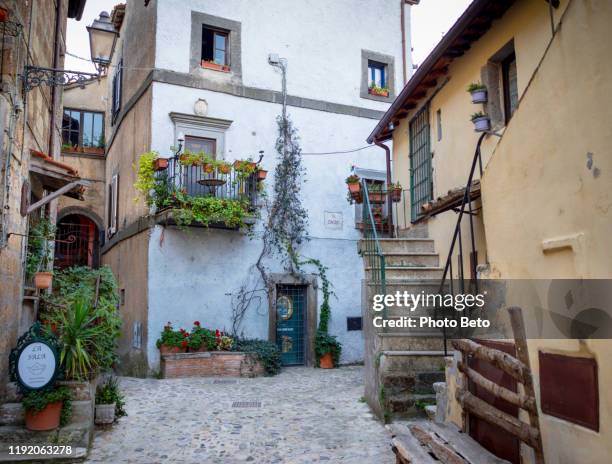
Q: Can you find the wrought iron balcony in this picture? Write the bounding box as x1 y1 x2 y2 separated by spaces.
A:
153 156 261 230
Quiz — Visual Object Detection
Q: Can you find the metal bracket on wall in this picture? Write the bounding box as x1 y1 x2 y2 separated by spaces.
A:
21 66 100 92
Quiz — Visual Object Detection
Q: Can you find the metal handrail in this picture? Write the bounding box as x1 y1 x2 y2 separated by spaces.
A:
438 132 487 353
361 180 387 321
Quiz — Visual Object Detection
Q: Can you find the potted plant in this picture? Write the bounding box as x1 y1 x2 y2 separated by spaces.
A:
471 112 491 132
22 386 72 431
156 322 187 355
315 332 342 369
390 182 403 202
369 84 389 97
218 161 232 175
153 158 169 171
190 322 216 352
467 82 488 104
95 377 124 425
257 169 268 181
26 217 55 289
368 184 386 204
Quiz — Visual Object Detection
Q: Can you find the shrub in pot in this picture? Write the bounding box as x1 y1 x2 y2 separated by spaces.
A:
34 271 54 290
22 386 72 431
156 322 187 355
368 184 386 204
467 82 488 104
471 112 491 132
390 182 403 202
95 376 126 425
26 217 55 288
315 331 342 369
189 322 216 352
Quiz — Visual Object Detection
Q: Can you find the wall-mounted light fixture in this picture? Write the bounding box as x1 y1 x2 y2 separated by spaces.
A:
22 11 119 92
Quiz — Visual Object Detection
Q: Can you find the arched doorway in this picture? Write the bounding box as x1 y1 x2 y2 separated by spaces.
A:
54 213 100 269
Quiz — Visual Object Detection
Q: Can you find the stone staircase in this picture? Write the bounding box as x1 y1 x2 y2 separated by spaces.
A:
360 235 448 422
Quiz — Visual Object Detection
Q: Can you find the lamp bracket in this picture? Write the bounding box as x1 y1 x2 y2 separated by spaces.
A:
22 66 100 92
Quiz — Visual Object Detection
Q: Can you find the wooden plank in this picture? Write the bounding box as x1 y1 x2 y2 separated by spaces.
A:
458 361 537 413
409 425 467 464
457 389 541 450
26 181 88 215
389 424 438 464
423 421 511 464
508 307 545 463
451 339 528 383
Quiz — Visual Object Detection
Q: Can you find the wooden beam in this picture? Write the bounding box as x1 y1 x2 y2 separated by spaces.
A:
456 388 541 450
451 339 529 383
509 307 546 464
26 180 89 215
457 361 537 414
409 425 467 464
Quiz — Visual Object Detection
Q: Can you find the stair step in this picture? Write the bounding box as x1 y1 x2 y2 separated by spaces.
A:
362 252 439 267
366 267 443 280
382 350 447 357
360 238 435 253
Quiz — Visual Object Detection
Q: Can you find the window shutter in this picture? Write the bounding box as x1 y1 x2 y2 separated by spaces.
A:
109 174 119 236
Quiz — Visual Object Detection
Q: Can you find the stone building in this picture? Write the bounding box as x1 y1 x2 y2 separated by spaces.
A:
366 0 612 462
0 0 88 398
99 0 417 375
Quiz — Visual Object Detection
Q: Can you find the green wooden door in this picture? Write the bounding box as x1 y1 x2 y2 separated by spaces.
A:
409 104 433 222
276 285 305 365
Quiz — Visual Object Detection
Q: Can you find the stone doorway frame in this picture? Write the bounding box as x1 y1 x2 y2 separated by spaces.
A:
268 273 318 367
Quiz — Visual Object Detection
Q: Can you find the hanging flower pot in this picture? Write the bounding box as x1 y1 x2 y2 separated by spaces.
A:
391 187 402 202
153 158 169 171
257 169 268 181
368 192 386 204
25 402 62 431
471 113 490 132
218 163 231 175
319 352 334 369
470 88 487 104
34 271 53 290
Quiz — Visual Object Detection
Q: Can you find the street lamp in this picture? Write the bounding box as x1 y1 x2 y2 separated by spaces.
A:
87 11 119 74
22 11 119 92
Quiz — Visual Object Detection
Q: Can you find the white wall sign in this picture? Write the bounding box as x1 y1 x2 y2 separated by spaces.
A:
17 342 57 390
324 211 343 230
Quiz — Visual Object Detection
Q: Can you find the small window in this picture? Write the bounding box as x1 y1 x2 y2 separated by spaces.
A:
184 135 216 158
108 174 119 237
368 60 387 90
436 109 442 142
62 109 105 149
202 26 229 66
502 53 518 123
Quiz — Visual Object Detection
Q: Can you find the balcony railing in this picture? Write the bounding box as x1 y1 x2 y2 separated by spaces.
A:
158 156 259 204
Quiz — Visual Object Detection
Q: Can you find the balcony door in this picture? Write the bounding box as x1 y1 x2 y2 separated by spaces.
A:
183 135 216 196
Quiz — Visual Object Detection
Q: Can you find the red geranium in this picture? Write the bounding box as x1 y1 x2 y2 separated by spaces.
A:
194 321 201 326
215 329 220 337
181 340 188 348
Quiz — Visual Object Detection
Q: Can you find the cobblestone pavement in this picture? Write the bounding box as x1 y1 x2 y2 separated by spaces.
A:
86 366 394 463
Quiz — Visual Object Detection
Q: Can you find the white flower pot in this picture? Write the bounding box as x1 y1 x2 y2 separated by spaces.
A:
94 403 116 425
470 88 488 104
472 117 490 132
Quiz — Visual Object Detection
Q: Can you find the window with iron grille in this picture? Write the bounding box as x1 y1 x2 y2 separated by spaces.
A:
409 104 432 222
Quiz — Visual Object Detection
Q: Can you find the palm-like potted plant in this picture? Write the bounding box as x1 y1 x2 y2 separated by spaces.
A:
22 385 72 431
95 376 125 425
471 112 491 132
467 82 488 104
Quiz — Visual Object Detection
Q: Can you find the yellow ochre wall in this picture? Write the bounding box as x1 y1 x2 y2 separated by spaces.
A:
391 0 569 273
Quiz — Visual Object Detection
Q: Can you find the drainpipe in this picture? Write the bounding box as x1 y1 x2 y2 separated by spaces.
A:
401 0 408 84
375 140 394 238
48 0 62 157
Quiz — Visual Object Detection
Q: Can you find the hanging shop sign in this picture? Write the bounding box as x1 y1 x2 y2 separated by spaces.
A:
9 322 61 392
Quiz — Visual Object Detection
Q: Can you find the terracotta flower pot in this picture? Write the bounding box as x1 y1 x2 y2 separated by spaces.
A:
0 8 9 22
201 60 231 72
369 88 389 97
319 352 334 369
154 158 169 171
25 402 62 431
233 160 257 171
257 169 268 181
347 183 361 194
369 192 386 204
391 188 402 202
34 271 53 290
159 345 185 355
